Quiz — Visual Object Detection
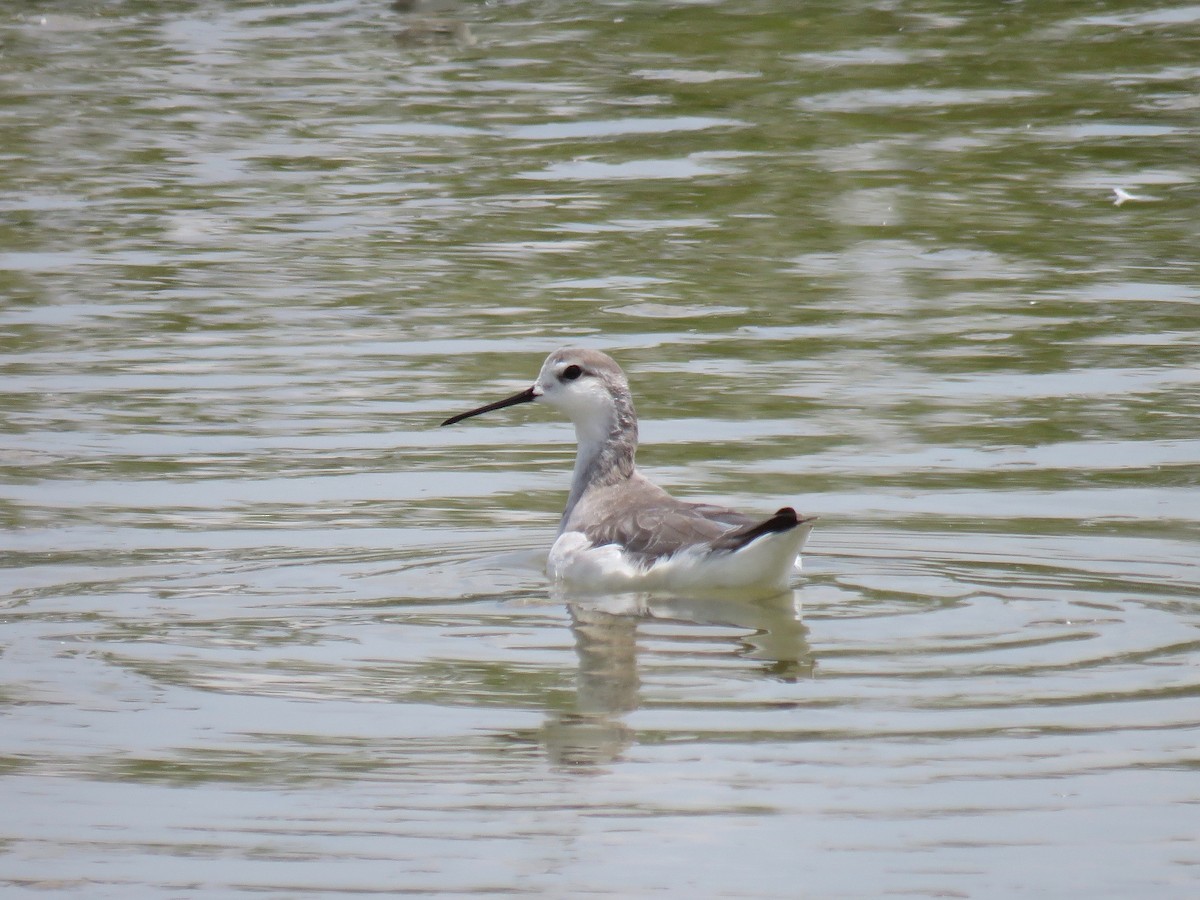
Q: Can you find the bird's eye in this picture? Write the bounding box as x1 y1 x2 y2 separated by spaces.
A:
561 364 583 381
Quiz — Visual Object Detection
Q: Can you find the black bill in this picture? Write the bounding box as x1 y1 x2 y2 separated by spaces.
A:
440 385 538 427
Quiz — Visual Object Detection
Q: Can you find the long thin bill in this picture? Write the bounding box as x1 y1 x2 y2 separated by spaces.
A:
440 385 538 426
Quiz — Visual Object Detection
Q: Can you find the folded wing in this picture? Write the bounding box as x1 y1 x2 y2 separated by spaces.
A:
581 494 804 566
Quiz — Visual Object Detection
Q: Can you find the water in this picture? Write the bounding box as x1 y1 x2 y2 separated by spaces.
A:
3 1 1199 896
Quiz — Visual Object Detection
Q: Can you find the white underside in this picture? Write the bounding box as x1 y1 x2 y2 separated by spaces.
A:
547 523 814 599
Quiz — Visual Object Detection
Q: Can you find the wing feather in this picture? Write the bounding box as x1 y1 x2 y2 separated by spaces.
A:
580 495 758 564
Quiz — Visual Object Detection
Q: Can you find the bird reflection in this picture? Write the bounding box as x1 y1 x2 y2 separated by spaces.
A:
539 589 813 770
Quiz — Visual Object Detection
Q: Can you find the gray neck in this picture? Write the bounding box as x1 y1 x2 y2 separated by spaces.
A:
558 393 638 533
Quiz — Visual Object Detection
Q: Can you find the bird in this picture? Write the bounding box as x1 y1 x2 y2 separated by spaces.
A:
1112 187 1158 206
441 348 816 597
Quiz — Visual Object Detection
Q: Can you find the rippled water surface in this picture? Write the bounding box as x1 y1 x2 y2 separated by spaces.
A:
3 1 1199 896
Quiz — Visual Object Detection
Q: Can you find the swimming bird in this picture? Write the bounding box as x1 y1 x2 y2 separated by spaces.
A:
441 349 816 597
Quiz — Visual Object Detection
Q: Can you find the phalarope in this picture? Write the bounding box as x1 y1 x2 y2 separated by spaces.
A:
442 348 816 596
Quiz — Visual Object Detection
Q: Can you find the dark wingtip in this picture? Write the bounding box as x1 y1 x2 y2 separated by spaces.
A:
777 506 819 526
712 506 815 553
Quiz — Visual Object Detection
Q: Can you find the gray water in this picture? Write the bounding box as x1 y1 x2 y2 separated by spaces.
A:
2 1 1199 897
